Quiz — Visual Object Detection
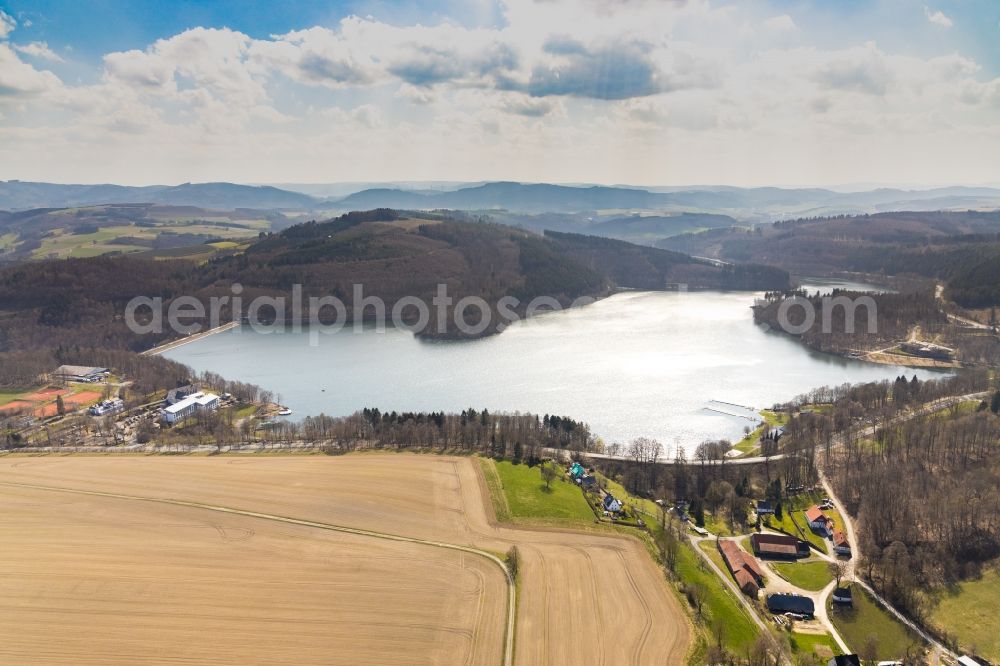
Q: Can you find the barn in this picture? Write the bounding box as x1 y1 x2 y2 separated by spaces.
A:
766 593 815 618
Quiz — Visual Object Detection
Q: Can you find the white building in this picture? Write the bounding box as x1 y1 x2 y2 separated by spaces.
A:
162 392 220 424
89 398 124 416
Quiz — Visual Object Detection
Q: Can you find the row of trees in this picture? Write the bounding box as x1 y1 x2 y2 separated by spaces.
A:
296 407 598 456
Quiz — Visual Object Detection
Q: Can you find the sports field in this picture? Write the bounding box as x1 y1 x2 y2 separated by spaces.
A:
0 386 102 418
0 454 690 664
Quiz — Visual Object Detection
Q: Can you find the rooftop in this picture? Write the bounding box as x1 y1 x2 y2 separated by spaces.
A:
766 593 815 615
805 506 829 523
53 365 107 377
164 392 220 415
751 533 800 557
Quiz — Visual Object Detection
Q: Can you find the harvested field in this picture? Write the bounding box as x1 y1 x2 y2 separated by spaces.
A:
0 484 505 665
0 454 690 664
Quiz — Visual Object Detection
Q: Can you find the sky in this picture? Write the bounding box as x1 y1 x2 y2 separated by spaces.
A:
1 0 999 188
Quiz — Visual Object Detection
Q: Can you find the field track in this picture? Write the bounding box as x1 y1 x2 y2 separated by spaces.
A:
0 454 689 664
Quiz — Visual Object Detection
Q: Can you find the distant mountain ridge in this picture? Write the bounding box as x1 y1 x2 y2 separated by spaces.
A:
4 179 1000 218
0 181 316 210
334 182 1000 216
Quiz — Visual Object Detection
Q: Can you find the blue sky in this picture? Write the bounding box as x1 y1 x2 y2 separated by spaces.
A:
2 0 999 186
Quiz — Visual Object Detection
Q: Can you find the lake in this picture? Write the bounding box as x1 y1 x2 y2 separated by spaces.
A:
164 287 943 452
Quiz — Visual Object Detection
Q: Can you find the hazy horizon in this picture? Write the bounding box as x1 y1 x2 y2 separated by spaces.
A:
5 178 1000 193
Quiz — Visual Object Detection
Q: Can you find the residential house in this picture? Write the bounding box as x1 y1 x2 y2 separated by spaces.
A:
806 506 834 537
579 474 597 489
602 494 623 513
833 531 851 556
718 540 765 596
569 462 585 479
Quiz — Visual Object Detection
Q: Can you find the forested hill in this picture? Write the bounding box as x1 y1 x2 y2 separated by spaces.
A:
659 210 1000 307
0 209 789 351
546 231 790 291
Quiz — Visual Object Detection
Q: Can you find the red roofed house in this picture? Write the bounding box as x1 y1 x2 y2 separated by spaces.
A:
806 506 834 537
833 531 851 556
718 539 765 596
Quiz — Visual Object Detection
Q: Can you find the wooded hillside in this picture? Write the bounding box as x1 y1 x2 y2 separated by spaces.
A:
0 209 788 351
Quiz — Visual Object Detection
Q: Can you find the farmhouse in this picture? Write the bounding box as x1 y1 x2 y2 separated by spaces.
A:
766 593 815 618
806 506 834 537
52 365 107 383
163 392 220 424
718 539 765 596
833 530 851 556
750 533 807 560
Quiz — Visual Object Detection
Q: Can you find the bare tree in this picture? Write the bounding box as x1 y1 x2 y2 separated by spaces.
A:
828 559 849 588
540 461 556 490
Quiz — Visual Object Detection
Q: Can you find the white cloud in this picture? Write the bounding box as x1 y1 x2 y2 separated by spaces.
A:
0 44 61 96
924 7 953 28
14 41 66 63
763 14 796 32
103 48 175 89
2 1 1000 186
0 10 15 39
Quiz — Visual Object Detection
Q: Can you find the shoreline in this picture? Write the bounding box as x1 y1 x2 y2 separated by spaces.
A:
141 321 240 357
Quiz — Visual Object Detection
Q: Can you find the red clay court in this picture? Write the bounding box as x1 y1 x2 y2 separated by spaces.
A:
0 388 102 418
